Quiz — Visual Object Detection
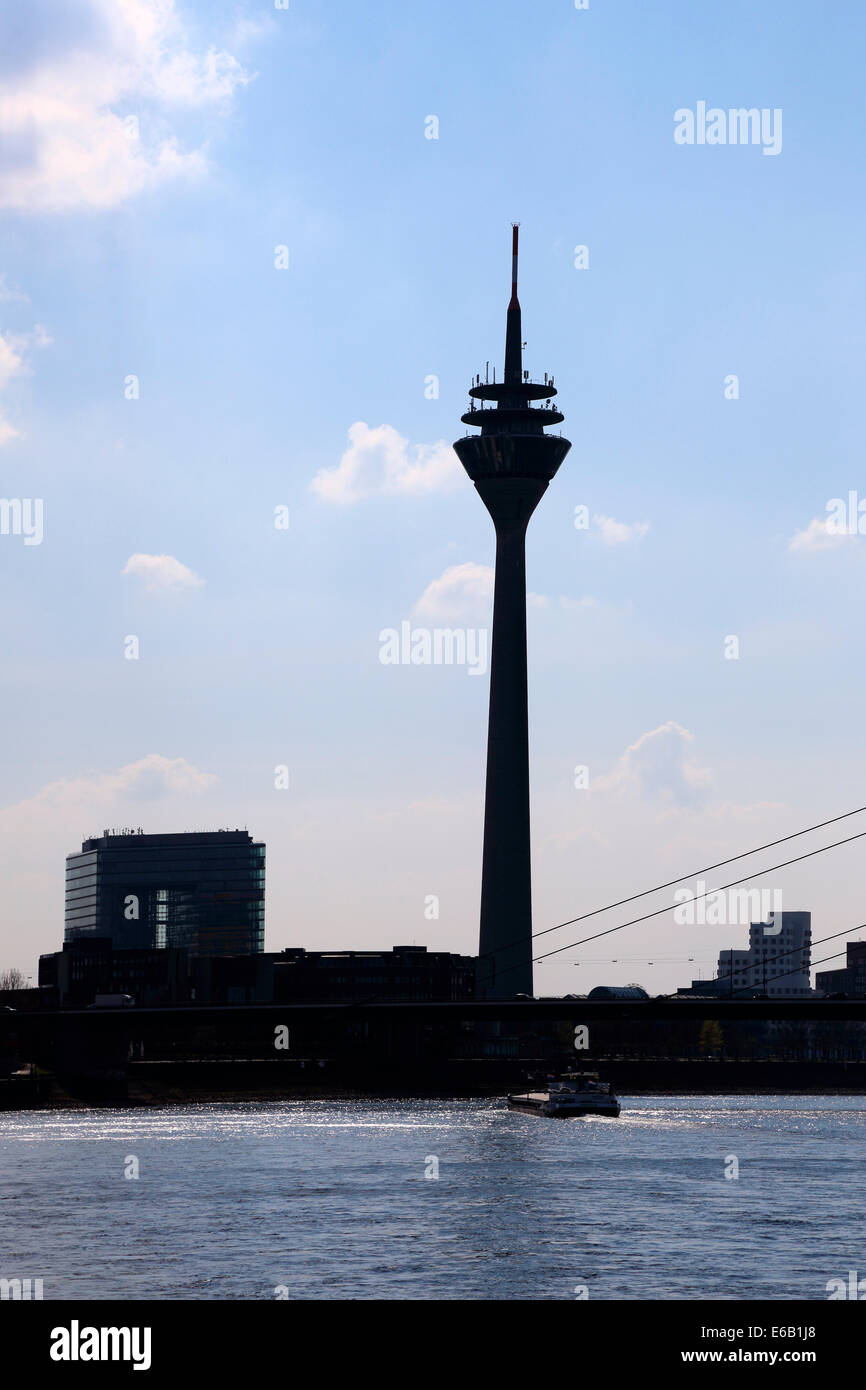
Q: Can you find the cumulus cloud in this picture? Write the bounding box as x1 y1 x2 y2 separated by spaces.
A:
412 563 493 621
0 418 20 449
594 513 650 545
412 562 547 621
310 422 465 504
7 753 217 816
0 754 219 956
122 552 204 592
788 517 852 552
0 324 51 389
0 319 51 445
594 721 713 808
0 0 254 213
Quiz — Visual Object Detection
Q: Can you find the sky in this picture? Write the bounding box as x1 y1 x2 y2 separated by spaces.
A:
2 0 866 994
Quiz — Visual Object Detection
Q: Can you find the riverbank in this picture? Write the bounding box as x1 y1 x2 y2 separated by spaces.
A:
5 1056 866 1108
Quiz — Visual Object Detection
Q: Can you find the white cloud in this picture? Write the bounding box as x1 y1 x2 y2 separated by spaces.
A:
595 721 713 808
0 753 219 965
0 319 51 445
0 418 21 448
310 422 466 504
122 552 204 592
0 324 51 389
788 517 852 552
0 275 30 303
559 595 598 610
412 563 493 621
226 15 278 49
594 513 650 545
0 331 31 391
0 0 254 213
5 753 217 816
0 752 217 881
412 562 547 621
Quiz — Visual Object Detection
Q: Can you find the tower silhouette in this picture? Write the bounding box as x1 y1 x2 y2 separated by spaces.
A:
453 228 571 997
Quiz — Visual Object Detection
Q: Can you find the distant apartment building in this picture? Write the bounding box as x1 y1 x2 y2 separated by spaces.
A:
64 830 265 957
680 911 812 997
816 941 866 997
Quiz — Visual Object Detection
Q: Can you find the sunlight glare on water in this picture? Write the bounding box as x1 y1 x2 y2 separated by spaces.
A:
1 1096 862 1300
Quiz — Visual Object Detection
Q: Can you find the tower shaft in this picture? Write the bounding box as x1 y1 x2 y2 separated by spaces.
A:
477 516 533 996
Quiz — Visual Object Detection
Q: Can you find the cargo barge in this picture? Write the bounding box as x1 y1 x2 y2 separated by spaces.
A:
507 1071 621 1117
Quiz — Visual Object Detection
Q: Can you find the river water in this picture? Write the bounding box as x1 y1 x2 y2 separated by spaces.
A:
1 1096 862 1300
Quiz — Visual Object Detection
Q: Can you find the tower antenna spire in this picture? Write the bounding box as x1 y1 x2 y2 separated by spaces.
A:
504 224 522 385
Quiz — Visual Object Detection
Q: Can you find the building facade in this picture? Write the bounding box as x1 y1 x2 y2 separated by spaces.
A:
64 830 265 956
38 941 477 1008
816 941 866 997
706 911 812 997
39 937 191 1008
270 946 477 1005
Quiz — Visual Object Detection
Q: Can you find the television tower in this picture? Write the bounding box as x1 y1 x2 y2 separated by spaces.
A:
453 228 571 997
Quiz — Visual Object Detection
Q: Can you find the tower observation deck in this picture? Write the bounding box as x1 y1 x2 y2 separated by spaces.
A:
453 228 571 998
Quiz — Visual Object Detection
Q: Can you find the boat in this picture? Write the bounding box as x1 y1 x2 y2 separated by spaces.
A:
507 1070 621 1118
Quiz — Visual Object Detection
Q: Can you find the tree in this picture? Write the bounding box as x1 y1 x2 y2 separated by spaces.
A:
699 1019 724 1057
0 968 27 991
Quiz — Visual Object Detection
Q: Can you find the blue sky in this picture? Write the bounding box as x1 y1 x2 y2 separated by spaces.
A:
2 0 866 993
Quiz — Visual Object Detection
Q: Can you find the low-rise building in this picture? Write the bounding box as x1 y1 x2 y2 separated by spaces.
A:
816 941 866 997
271 946 477 1004
39 940 477 1007
39 938 191 1008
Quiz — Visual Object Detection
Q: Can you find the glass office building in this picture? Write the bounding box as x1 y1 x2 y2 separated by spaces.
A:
65 830 265 956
